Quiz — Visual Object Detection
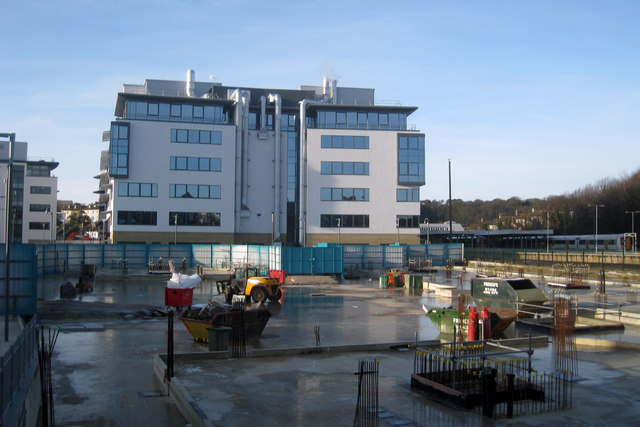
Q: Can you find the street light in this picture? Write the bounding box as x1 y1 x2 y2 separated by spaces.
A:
174 214 178 245
589 204 604 254
626 210 640 252
424 218 430 244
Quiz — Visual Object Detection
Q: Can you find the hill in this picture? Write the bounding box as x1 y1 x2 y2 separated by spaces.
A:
421 169 640 235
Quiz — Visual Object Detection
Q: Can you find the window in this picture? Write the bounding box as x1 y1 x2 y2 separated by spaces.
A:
117 211 157 225
320 214 370 228
126 100 227 124
117 182 158 197
29 222 50 230
170 156 221 172
398 134 425 185
30 186 51 194
396 188 419 202
169 212 221 227
320 135 369 149
321 187 369 201
314 110 407 131
171 128 222 145
27 164 51 177
29 204 51 212
320 161 369 175
170 184 221 199
396 215 420 228
109 122 129 177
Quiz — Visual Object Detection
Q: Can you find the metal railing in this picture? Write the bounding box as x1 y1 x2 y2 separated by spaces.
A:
1 316 38 424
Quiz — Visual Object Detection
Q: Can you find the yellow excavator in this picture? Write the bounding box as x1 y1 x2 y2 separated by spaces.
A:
222 267 282 304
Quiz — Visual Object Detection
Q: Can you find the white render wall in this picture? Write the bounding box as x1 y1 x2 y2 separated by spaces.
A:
112 120 237 233
305 128 420 236
23 174 57 243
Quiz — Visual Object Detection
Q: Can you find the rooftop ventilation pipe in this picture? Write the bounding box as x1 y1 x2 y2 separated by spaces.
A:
259 96 267 132
331 79 337 104
231 89 243 229
298 99 322 246
186 69 195 97
241 90 250 210
322 77 330 103
268 94 282 243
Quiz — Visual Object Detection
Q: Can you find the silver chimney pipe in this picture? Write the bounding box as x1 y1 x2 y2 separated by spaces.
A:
241 90 250 209
259 95 267 132
298 99 321 246
232 89 243 230
268 94 282 243
331 79 337 104
322 76 330 103
186 69 195 97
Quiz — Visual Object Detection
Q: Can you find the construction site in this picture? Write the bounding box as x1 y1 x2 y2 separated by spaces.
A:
23 253 640 427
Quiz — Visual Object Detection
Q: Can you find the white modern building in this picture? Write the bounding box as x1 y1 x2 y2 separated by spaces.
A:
0 135 58 243
97 71 425 246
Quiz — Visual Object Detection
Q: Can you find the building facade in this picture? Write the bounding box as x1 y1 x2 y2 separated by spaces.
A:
97 71 425 246
0 136 58 243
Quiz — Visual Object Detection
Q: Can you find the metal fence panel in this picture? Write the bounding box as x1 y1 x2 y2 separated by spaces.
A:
0 245 37 316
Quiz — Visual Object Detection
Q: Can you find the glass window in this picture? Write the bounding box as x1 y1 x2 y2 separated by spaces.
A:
321 188 331 201
182 104 193 121
336 112 346 128
354 163 364 175
176 157 187 170
333 162 342 174
358 112 367 129
129 183 140 197
188 130 199 143
321 162 331 174
187 157 198 170
321 135 331 148
159 103 170 120
193 105 204 119
210 158 221 171
342 136 353 148
148 103 159 116
343 162 353 175
177 129 188 143
118 182 128 196
347 112 357 129
199 130 210 144
171 104 181 117
211 131 222 144
210 185 221 198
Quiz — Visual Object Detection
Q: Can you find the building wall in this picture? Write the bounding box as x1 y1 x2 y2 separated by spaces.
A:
306 128 421 242
23 173 57 243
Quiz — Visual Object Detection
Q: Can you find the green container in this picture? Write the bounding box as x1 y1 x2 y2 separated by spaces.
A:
405 274 423 288
207 326 231 351
394 274 404 287
379 275 388 288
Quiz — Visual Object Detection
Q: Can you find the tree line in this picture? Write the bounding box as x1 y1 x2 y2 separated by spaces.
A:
421 168 640 235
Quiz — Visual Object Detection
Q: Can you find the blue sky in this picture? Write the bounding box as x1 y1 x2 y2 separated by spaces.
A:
1 0 638 204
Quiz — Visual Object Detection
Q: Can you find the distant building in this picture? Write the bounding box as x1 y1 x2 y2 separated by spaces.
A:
0 136 58 243
97 71 425 245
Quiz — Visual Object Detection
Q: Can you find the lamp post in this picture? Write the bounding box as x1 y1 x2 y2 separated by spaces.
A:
546 210 550 253
590 204 604 254
174 214 178 245
424 218 430 244
626 210 640 252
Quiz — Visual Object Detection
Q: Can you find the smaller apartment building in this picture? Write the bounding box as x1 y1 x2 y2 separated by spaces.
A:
97 71 425 246
0 137 58 243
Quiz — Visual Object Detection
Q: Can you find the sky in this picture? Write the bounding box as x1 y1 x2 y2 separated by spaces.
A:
1 0 638 204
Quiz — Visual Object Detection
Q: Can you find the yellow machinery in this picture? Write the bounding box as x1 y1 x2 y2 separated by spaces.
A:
223 267 282 303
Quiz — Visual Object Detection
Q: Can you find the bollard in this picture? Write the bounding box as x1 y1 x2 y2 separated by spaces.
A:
507 373 515 418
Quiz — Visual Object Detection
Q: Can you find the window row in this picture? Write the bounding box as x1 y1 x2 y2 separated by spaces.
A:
29 204 52 212
320 135 369 149
321 187 369 202
109 122 130 178
397 134 425 185
170 156 221 172
170 184 221 199
29 222 50 230
118 182 158 197
320 214 370 228
397 215 420 228
117 211 221 226
315 110 407 131
30 186 51 195
170 212 221 226
126 100 228 124
320 161 369 175
171 129 222 145
396 188 419 202
27 164 52 177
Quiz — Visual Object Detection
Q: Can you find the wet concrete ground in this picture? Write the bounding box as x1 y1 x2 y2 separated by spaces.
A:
38 269 640 426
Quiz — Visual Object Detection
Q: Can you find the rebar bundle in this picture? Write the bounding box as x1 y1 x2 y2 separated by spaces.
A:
412 340 573 419
552 293 578 375
230 305 246 358
354 358 379 427
38 326 59 427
